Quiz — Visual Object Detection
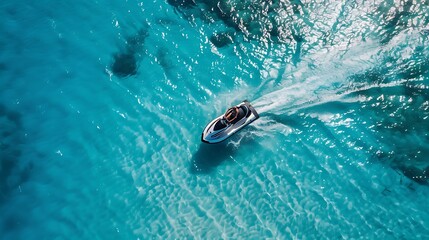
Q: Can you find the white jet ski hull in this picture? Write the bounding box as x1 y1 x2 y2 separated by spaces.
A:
201 100 259 144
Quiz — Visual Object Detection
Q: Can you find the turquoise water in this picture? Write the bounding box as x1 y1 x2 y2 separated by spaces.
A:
1 0 429 238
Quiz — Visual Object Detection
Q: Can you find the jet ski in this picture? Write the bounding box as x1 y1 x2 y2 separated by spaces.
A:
201 100 259 144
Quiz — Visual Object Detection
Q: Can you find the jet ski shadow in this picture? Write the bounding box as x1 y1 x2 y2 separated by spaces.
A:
189 142 238 174
189 133 259 174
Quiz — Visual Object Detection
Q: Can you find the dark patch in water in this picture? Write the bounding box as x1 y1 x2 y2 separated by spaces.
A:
2 214 22 233
374 102 428 185
344 43 429 185
155 47 179 80
167 0 196 8
291 32 304 64
190 130 259 174
167 0 302 45
0 62 7 72
379 0 413 44
291 0 305 15
210 31 235 48
398 47 429 81
347 52 429 184
201 0 240 31
381 187 392 196
0 103 31 204
111 53 137 77
190 142 237 174
111 28 148 78
156 48 173 71
400 166 429 185
126 29 148 53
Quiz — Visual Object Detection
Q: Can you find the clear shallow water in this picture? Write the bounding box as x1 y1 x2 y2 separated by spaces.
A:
1 0 429 239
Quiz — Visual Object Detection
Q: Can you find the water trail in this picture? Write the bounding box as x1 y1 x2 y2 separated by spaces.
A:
254 75 421 117
253 27 429 117
252 40 382 115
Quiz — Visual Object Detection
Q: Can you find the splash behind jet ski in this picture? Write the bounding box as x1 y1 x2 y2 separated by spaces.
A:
201 100 259 144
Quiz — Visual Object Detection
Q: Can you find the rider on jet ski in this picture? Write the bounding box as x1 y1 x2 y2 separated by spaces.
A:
223 106 245 124
201 100 259 144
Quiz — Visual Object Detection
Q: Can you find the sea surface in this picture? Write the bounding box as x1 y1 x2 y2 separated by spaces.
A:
1 0 429 239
